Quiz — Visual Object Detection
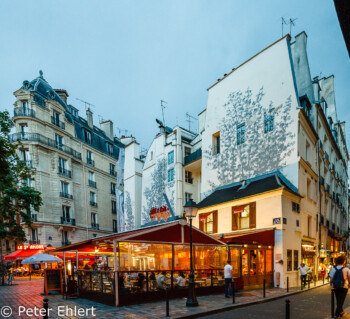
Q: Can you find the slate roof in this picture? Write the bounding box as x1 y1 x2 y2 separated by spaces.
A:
21 72 123 160
197 172 301 209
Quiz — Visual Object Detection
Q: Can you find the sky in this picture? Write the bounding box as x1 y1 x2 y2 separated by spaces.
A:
0 0 349 151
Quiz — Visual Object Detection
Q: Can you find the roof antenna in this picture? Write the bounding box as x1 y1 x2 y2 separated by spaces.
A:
161 100 167 125
76 98 95 111
186 112 198 132
281 18 288 37
98 115 104 123
289 18 297 37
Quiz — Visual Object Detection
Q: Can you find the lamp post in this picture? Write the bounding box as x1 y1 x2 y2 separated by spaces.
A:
184 198 199 307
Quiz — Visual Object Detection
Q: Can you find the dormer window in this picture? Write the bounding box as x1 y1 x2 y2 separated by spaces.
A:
106 142 113 156
83 128 92 144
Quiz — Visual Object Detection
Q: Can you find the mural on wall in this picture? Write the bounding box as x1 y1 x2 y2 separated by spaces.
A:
117 148 125 232
142 158 175 225
124 191 135 231
204 87 295 193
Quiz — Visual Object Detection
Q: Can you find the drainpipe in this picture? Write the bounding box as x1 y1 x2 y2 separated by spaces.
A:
316 106 322 277
82 160 89 240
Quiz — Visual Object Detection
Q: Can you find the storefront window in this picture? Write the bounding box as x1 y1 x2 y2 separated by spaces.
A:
195 246 227 270
287 250 292 271
230 248 240 277
174 245 191 269
266 250 272 274
250 250 257 276
293 250 298 270
242 249 249 276
258 250 265 275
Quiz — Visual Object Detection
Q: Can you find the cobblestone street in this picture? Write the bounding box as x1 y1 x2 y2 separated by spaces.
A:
0 278 332 318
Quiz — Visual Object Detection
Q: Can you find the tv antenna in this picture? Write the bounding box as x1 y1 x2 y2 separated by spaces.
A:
289 18 297 37
281 18 288 37
161 100 167 125
186 112 198 132
76 98 95 111
115 126 129 137
97 115 104 123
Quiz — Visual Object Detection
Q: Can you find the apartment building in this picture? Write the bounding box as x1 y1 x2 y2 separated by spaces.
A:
9 71 126 248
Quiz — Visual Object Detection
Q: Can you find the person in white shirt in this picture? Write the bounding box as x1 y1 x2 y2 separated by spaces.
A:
224 261 233 298
329 256 350 318
298 263 310 287
157 272 168 290
176 271 186 287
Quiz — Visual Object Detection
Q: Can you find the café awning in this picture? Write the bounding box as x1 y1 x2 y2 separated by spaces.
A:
220 228 275 246
3 249 44 261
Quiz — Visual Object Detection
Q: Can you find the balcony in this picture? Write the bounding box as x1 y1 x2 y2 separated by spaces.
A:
58 166 72 178
91 223 99 230
14 107 36 118
88 180 96 188
9 133 82 161
51 116 65 130
20 160 33 168
61 240 71 246
31 214 38 222
60 217 76 226
28 240 40 245
90 201 98 207
60 192 73 200
110 170 117 177
184 148 202 165
185 178 193 184
86 158 95 167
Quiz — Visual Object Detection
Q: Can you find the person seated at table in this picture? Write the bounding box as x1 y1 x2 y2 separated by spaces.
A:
157 272 168 290
137 273 146 291
15 268 23 277
176 272 186 287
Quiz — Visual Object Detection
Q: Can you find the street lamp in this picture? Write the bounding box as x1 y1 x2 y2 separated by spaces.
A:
184 198 199 307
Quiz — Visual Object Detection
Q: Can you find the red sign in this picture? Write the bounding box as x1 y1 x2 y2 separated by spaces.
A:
233 206 245 214
150 206 171 222
17 245 45 250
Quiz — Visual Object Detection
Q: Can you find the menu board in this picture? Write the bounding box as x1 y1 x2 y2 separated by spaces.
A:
45 269 63 294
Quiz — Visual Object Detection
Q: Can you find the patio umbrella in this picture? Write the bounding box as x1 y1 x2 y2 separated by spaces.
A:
21 253 62 264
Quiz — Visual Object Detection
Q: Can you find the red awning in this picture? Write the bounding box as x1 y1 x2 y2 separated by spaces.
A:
221 229 275 246
3 249 45 261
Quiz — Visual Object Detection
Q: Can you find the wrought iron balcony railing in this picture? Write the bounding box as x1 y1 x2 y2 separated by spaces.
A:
60 217 76 226
91 223 99 230
14 107 36 118
60 192 73 200
90 201 98 207
184 148 202 165
58 166 72 178
86 158 95 167
51 116 65 129
88 180 96 188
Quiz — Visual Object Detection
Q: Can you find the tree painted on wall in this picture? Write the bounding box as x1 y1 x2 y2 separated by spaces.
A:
124 191 134 231
205 87 295 192
142 158 175 224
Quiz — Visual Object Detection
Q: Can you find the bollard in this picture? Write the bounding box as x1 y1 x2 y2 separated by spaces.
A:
308 278 310 289
314 276 316 287
287 277 289 293
323 275 325 285
285 299 290 319
43 298 49 319
165 288 169 317
263 278 266 298
331 288 335 319
232 281 235 304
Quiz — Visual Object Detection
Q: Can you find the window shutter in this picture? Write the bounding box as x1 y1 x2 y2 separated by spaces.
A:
199 220 204 231
232 208 238 230
250 202 256 228
213 211 218 233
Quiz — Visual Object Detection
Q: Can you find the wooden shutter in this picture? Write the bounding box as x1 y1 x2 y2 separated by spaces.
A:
199 219 204 231
232 208 238 230
212 211 218 233
249 202 256 228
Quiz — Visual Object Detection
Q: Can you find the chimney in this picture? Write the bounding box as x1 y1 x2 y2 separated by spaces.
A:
312 76 320 103
54 89 69 104
100 120 114 140
86 108 93 127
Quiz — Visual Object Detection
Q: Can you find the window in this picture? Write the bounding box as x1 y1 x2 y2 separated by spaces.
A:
88 171 95 181
22 101 29 111
287 250 292 271
168 151 174 165
86 150 94 166
232 203 256 230
168 168 174 182
308 215 312 237
19 124 28 138
184 147 191 157
59 157 67 170
90 192 96 203
106 142 113 156
212 132 220 155
306 141 310 161
199 211 218 234
62 231 69 244
306 179 311 199
264 114 274 133
113 220 118 232
60 181 69 195
53 111 60 122
292 202 300 213
31 229 38 241
237 123 245 145
110 163 116 175
62 206 71 220
185 170 193 184
296 219 300 227
185 192 192 203
91 213 97 225
83 128 92 144
293 250 299 270
111 183 116 195
55 134 63 150
19 149 30 161
112 200 117 214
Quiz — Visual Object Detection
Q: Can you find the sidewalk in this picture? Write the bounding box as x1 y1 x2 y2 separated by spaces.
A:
0 278 330 318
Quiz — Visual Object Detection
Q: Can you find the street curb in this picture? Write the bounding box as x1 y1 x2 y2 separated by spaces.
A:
175 283 329 319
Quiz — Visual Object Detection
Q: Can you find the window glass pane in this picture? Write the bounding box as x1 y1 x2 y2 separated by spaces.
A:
258 250 265 275
294 250 299 270
266 250 273 274
230 248 240 277
287 250 292 271
174 245 191 269
195 246 227 270
250 250 257 276
242 249 249 276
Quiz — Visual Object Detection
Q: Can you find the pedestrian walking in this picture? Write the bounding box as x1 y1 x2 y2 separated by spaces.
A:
224 260 234 298
329 256 350 318
298 263 310 287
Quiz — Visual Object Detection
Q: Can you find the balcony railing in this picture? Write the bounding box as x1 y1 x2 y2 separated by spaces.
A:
90 201 98 207
60 192 73 200
14 107 36 118
110 170 117 177
184 148 202 165
88 180 96 188
31 214 38 222
86 158 95 167
20 160 33 168
28 240 40 244
58 166 72 178
113 227 118 233
60 217 76 226
51 116 65 129
62 240 71 246
9 133 82 161
91 223 99 230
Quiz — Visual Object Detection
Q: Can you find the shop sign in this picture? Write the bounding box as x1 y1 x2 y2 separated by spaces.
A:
273 218 281 225
17 244 44 250
302 245 316 253
150 206 171 222
233 206 245 215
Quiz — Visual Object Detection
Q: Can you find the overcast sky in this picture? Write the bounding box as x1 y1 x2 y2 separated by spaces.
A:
0 0 349 151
